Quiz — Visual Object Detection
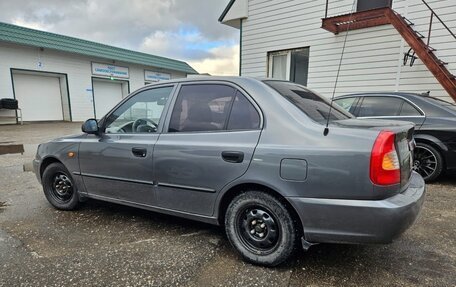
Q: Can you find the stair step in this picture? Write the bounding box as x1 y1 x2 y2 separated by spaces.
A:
402 16 415 26
414 30 425 39
426 45 437 52
438 60 449 66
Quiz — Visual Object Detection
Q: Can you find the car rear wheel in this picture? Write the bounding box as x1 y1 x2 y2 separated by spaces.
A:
42 163 80 210
225 191 299 266
413 142 443 182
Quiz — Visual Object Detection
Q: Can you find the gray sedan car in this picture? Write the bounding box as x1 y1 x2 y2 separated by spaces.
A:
34 77 425 266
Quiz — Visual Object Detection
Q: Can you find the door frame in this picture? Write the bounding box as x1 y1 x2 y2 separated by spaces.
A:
98 83 178 133
161 80 264 134
10 68 72 122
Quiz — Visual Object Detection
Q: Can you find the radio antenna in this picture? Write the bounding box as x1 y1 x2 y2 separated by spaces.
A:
324 0 357 136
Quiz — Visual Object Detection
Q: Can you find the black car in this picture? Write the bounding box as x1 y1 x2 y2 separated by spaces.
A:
335 92 456 181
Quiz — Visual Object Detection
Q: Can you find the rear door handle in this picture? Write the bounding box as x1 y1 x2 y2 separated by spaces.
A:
132 147 147 157
222 151 244 163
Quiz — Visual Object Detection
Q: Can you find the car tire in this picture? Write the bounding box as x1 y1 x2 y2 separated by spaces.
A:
413 142 444 182
42 162 80 210
225 191 300 267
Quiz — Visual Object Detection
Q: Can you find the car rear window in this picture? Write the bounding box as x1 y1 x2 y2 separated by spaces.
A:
263 80 352 123
425 96 456 112
400 101 422 116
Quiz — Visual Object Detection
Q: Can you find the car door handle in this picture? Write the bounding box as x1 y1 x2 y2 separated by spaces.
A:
222 151 244 163
132 147 147 157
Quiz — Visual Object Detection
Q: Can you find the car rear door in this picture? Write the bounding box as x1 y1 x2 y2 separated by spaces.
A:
153 82 262 216
78 85 175 205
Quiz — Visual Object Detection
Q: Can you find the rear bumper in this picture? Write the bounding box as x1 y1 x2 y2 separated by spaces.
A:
287 171 425 245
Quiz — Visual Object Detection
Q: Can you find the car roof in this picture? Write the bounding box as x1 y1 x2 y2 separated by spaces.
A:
145 76 269 85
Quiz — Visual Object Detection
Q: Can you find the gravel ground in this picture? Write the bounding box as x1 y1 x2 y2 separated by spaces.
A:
0 122 455 287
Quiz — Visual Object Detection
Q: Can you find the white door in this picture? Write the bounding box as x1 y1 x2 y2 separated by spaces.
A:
93 80 124 118
13 73 63 121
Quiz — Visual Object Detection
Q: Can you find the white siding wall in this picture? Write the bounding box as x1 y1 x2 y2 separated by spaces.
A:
241 0 456 101
0 42 187 123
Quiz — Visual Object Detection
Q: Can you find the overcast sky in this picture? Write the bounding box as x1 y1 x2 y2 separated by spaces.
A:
0 0 239 75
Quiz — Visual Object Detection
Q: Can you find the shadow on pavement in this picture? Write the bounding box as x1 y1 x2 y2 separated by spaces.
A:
79 198 223 235
432 173 456 185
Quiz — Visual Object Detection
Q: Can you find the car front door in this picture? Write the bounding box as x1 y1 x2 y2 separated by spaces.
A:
153 83 262 216
334 97 360 115
78 85 175 205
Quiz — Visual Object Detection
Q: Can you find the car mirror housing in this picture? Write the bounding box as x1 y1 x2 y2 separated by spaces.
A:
82 118 99 134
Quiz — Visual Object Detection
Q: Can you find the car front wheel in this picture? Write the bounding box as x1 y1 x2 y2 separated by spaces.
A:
225 191 300 266
42 162 80 210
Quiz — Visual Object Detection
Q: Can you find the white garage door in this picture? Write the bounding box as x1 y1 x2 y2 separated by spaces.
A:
93 80 124 119
13 74 63 121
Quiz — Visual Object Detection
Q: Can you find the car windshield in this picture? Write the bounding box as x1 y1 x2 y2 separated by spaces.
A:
263 80 353 123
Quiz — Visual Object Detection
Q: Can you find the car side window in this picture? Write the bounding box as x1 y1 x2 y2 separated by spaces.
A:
358 96 402 117
334 97 358 114
104 86 173 133
227 92 260 130
400 101 422 116
168 84 236 132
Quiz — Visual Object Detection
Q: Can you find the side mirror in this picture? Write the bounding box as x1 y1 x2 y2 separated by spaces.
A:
82 118 99 134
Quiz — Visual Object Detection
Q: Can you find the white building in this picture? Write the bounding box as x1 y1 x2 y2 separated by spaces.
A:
0 22 197 124
219 0 456 103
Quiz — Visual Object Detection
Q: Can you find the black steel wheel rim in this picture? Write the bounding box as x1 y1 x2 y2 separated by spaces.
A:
413 146 437 179
235 205 281 253
49 172 74 203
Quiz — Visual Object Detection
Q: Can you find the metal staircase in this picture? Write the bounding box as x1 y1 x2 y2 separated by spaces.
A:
321 1 456 102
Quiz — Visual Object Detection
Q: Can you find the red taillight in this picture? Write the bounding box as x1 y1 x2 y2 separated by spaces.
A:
370 130 400 185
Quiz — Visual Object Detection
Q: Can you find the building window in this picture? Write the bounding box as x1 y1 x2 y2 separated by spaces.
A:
357 0 392 12
271 53 288 80
268 47 309 86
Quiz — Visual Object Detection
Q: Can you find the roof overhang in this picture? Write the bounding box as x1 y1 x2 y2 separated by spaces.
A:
0 22 198 75
218 0 248 29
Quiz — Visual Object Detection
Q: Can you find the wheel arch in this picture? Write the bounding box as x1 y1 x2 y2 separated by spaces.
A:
216 183 303 235
414 134 448 152
414 135 447 168
39 156 63 179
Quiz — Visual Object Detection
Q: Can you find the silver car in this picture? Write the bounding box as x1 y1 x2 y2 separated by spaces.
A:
34 77 425 266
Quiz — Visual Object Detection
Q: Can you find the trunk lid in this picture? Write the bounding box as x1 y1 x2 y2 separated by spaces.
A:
333 119 415 187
